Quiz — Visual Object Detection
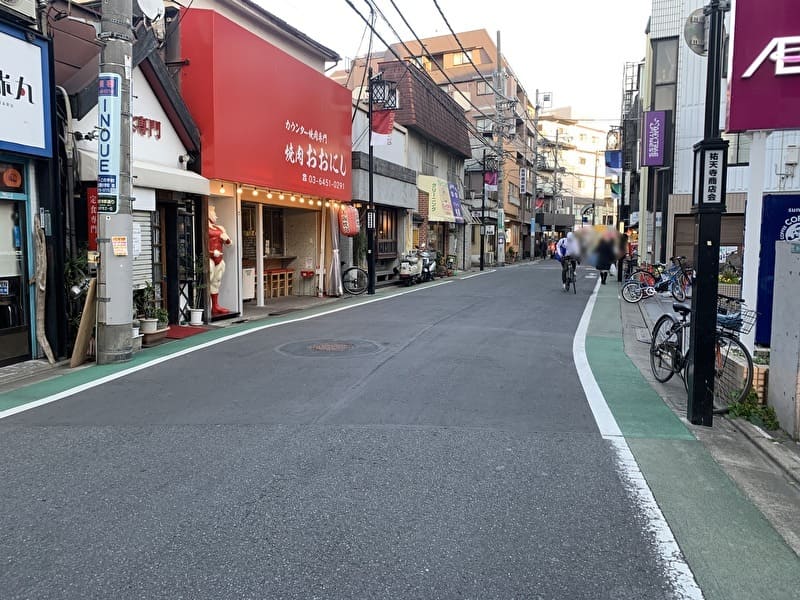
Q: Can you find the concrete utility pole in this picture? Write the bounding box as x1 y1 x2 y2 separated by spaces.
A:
552 129 560 218
531 90 540 247
494 30 505 266
480 149 486 271
96 0 133 364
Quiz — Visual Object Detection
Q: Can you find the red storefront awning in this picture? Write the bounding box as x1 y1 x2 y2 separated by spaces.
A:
180 9 352 202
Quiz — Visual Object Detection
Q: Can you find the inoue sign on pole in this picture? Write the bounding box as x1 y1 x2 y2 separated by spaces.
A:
97 73 121 214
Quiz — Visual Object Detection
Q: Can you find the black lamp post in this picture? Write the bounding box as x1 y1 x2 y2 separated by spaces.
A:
687 0 729 426
367 68 398 295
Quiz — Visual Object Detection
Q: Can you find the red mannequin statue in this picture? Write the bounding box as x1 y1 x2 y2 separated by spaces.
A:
208 204 232 315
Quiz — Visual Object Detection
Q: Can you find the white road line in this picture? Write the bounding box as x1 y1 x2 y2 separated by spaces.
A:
0 281 453 421
573 279 704 600
460 270 496 280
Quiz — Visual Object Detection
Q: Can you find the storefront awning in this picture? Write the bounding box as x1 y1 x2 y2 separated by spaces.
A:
77 149 210 196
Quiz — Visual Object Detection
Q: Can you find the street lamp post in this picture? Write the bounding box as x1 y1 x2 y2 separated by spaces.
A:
366 68 397 295
687 0 729 426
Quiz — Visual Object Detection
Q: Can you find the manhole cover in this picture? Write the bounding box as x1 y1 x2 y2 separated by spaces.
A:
309 342 353 352
276 339 382 358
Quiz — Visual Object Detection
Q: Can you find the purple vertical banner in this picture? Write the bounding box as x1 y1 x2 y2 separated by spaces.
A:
448 182 465 223
641 111 666 167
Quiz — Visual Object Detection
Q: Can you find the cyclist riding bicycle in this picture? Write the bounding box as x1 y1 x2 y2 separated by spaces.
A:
556 232 581 291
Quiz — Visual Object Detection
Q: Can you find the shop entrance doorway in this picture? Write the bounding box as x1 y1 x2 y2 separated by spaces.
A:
0 160 31 366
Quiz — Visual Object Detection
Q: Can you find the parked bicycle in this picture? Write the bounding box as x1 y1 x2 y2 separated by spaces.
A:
649 293 756 410
621 256 692 304
342 264 368 295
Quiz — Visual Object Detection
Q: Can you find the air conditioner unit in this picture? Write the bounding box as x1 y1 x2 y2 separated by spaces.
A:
0 0 37 25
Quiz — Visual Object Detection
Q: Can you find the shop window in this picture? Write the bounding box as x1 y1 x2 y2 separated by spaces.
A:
377 208 397 258
263 208 284 256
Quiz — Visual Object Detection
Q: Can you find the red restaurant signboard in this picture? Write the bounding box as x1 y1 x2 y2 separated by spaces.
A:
727 0 800 132
87 187 98 251
180 9 352 201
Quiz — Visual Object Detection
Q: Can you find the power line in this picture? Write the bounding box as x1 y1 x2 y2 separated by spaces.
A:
351 6 375 124
342 0 496 152
368 0 498 128
345 16 370 88
429 0 503 97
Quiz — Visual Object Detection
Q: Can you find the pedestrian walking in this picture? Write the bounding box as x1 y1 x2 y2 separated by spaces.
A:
595 231 616 285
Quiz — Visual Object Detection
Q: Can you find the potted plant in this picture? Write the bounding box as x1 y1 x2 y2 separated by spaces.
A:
133 282 159 334
718 267 741 299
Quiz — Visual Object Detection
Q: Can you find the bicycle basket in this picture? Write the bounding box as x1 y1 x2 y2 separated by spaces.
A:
716 296 756 334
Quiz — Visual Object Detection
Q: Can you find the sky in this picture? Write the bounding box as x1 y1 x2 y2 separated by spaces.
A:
259 0 651 123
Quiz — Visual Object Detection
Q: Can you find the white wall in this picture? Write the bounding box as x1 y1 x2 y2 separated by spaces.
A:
352 106 408 165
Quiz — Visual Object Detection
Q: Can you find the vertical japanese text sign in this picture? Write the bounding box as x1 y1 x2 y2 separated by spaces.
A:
97 73 121 213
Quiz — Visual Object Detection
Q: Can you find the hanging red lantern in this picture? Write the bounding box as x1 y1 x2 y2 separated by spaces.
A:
338 204 361 237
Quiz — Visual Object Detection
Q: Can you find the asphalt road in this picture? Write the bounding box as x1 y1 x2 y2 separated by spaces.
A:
0 262 677 599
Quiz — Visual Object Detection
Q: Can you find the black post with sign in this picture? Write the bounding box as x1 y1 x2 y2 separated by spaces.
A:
367 68 397 295
687 0 729 426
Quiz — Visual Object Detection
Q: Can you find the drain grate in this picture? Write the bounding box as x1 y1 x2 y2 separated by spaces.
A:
276 339 381 358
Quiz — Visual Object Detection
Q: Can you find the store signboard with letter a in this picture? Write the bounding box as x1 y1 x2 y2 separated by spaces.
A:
727 0 800 131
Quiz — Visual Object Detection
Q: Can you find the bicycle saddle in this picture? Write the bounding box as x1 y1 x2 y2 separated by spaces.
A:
672 303 691 316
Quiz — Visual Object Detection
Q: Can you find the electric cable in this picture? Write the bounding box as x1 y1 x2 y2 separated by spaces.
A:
427 0 503 97
342 0 497 152
351 6 375 124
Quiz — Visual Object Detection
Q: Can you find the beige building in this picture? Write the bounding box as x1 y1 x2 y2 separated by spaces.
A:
537 109 615 229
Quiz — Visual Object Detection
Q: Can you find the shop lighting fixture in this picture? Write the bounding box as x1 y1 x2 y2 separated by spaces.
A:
267 192 273 199
299 197 305 203
279 193 285 200
252 188 258 196
355 202 362 208
237 185 243 194
325 201 330 207
317 200 322 206
219 183 226 194
290 196 296 202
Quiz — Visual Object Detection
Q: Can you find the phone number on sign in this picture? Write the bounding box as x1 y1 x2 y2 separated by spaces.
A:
302 173 345 190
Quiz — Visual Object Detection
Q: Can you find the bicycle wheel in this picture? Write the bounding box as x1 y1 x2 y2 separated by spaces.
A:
670 279 686 302
650 314 681 383
714 333 753 406
621 281 643 303
629 269 657 287
571 265 577 294
342 267 368 295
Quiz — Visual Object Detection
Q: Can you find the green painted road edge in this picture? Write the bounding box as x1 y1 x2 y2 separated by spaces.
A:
587 283 800 600
0 284 443 412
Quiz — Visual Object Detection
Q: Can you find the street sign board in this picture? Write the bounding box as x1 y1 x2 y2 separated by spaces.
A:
97 73 122 213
